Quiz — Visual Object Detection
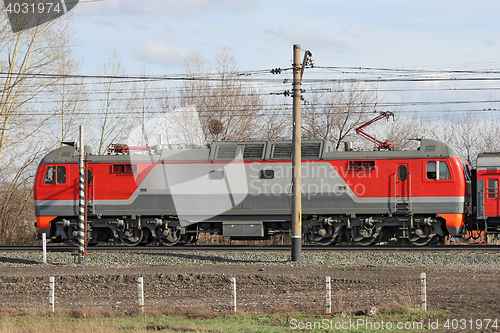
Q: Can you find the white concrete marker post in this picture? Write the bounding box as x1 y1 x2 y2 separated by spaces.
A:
421 272 427 311
138 277 145 315
49 277 55 312
326 276 332 314
42 233 47 264
230 277 237 314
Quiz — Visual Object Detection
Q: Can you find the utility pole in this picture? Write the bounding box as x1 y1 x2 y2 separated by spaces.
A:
291 44 302 262
77 125 85 265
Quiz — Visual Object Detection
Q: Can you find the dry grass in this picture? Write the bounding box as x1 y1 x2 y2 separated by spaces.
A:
196 233 291 246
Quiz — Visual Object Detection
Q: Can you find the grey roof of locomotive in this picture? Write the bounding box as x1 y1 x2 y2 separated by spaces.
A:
477 152 500 169
40 138 463 165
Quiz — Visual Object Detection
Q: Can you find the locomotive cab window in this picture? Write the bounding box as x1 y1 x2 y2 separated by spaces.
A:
426 161 451 180
56 166 66 184
43 166 55 184
43 166 66 184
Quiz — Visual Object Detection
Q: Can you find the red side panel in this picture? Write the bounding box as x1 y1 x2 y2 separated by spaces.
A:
477 169 500 217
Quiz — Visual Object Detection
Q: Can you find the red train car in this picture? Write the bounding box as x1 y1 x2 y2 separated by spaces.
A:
475 153 500 233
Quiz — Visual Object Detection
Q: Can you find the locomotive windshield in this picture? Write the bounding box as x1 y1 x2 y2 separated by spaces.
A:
426 161 451 180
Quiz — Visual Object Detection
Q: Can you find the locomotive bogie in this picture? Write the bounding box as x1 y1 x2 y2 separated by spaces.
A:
302 214 445 246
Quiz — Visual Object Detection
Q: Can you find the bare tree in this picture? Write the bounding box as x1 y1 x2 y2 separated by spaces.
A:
91 50 138 154
0 12 77 163
302 80 379 150
135 62 162 146
257 102 290 139
180 49 265 142
429 112 500 167
380 112 428 150
45 53 88 144
0 12 79 244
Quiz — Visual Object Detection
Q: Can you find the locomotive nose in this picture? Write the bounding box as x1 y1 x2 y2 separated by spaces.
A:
438 213 466 237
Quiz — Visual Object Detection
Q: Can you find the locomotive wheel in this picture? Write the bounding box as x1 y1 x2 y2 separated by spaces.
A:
159 227 181 246
120 228 145 246
355 236 377 246
320 237 338 246
352 225 379 246
410 235 433 246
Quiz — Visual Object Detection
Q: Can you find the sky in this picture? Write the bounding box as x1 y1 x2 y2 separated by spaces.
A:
63 0 500 116
4 0 500 120
70 0 500 72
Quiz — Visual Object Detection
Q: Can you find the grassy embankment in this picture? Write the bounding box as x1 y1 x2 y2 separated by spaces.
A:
0 305 447 333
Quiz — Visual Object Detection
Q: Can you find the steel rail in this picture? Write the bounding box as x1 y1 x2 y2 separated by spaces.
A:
1 244 500 252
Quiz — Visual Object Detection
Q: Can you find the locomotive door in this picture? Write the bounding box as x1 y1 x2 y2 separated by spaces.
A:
396 164 409 200
395 164 410 213
485 177 499 217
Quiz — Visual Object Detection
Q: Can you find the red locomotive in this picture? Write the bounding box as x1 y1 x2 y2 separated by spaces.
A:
33 134 473 246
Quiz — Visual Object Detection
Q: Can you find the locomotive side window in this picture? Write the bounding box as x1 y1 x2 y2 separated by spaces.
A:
56 166 66 184
43 166 55 184
348 161 375 172
398 165 408 181
112 164 136 174
87 169 93 184
488 179 499 198
427 161 451 180
259 170 274 179
208 170 224 180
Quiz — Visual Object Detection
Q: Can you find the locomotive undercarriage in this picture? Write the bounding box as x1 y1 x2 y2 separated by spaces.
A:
50 213 447 246
51 216 198 246
303 214 446 246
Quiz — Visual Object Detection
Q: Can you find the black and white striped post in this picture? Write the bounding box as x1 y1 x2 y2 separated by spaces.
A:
77 125 85 265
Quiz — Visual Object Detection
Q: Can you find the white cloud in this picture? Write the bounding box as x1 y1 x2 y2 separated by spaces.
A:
132 40 186 67
264 27 353 54
76 0 257 16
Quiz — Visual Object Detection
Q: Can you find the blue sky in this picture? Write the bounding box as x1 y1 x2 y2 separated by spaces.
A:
56 0 500 116
71 0 500 73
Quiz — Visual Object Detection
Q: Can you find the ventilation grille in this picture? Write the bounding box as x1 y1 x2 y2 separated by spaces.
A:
272 142 322 160
272 143 293 159
215 145 237 160
243 144 264 160
301 142 321 159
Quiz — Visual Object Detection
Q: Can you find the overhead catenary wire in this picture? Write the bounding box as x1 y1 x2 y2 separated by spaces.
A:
1 64 500 118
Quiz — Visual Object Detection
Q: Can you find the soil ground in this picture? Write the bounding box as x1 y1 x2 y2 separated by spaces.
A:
0 263 498 322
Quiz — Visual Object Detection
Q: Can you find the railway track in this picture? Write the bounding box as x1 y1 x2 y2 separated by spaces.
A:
1 244 500 252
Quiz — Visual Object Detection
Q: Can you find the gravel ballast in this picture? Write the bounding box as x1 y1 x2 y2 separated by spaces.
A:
1 250 500 269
